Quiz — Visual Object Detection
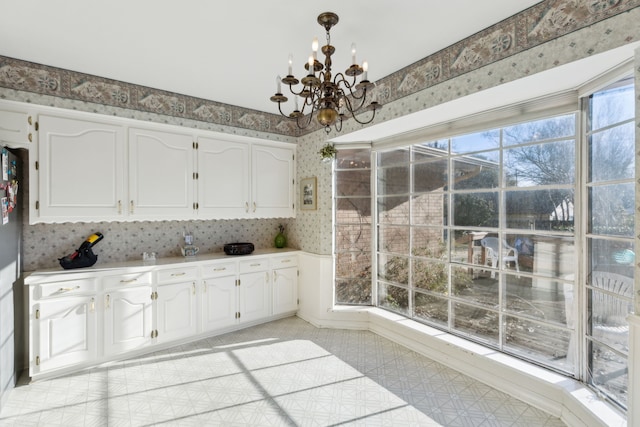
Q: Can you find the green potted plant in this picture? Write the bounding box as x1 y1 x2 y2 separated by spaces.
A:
319 143 338 162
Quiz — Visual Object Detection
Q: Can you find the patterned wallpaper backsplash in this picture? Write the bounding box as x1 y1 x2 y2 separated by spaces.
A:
24 218 294 271
4 0 639 271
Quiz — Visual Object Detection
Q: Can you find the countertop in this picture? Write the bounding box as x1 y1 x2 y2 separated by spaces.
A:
24 247 300 283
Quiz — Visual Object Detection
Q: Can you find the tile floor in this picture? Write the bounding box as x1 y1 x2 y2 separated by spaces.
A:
0 316 566 426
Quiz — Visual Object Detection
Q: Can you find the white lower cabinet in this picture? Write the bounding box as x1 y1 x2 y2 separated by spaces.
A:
31 295 98 375
29 277 98 376
27 251 298 379
155 267 198 343
201 259 238 332
201 275 238 331
239 271 271 324
239 258 271 323
104 285 153 356
272 255 299 316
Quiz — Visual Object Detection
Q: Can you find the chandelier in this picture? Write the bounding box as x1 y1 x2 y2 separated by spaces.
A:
270 12 382 133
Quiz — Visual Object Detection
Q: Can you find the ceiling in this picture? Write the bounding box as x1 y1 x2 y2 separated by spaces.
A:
0 1 543 116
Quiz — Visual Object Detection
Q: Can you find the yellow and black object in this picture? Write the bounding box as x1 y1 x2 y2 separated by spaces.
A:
59 232 104 269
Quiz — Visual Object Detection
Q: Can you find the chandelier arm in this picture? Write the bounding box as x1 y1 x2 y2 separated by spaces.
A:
339 90 369 116
276 102 290 118
334 115 343 132
286 85 308 97
332 72 359 93
350 109 377 125
296 102 318 129
340 92 379 125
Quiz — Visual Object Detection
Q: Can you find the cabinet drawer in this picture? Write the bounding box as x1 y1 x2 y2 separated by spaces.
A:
157 266 199 284
37 278 97 299
201 261 237 278
239 258 270 274
271 255 298 269
103 272 153 290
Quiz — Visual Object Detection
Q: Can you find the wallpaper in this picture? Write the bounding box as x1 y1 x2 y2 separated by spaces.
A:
0 0 637 138
0 0 638 270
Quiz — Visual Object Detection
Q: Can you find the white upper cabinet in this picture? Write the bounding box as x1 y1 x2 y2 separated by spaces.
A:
197 137 250 219
128 127 195 220
197 137 295 219
0 102 36 148
37 114 125 222
29 106 294 223
251 144 295 218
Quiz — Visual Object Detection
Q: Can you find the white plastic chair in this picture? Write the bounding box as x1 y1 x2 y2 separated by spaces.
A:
480 237 519 278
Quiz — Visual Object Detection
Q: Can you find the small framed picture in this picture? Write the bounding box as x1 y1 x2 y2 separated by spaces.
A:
300 177 317 210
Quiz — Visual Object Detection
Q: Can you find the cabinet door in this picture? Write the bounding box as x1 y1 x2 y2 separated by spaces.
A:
239 271 271 323
129 127 195 219
156 281 197 343
31 296 97 375
0 106 33 148
272 266 298 315
38 114 125 221
201 276 238 331
104 286 153 356
197 137 250 219
251 145 295 218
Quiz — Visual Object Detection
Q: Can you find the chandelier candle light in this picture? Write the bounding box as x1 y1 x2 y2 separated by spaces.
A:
270 12 382 133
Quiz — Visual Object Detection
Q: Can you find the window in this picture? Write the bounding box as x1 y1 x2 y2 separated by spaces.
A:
376 115 578 373
334 78 634 410
585 79 635 408
334 148 372 305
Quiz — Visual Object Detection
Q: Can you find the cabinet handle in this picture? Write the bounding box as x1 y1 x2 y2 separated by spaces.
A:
273 271 278 281
250 263 261 267
130 200 134 214
171 272 186 277
58 285 80 293
28 116 33 125
105 294 110 309
118 200 122 214
28 133 32 142
213 267 226 272
192 282 196 295
120 278 137 283
90 298 95 313
203 281 207 293
280 259 291 263
266 272 270 283
253 202 256 212
245 202 249 213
